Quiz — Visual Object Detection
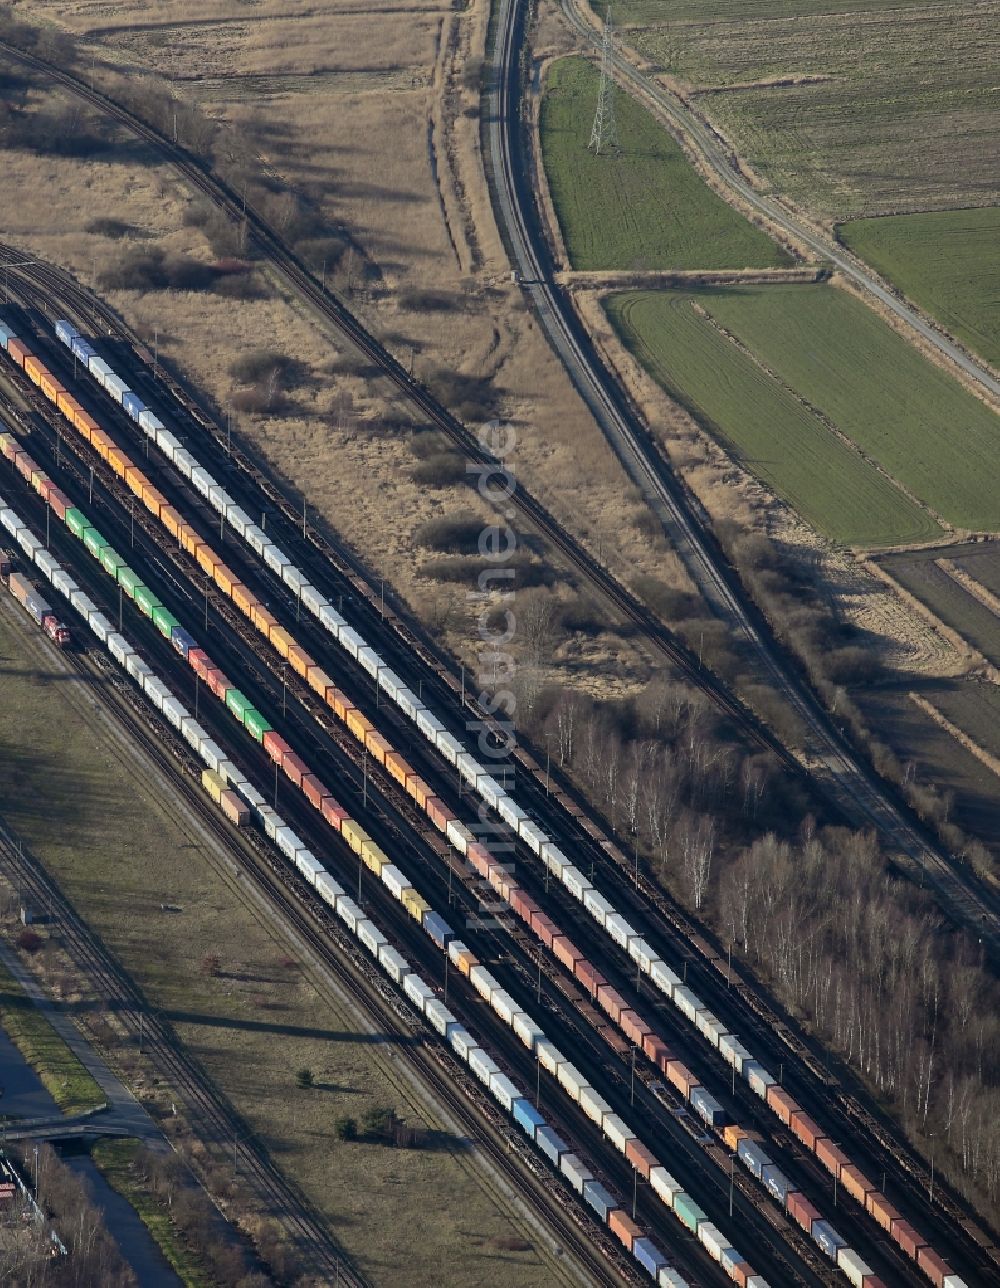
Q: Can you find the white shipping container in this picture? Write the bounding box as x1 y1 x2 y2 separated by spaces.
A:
583 888 614 927
376 667 404 701
275 827 306 862
416 707 445 740
836 1249 874 1288
448 939 470 967
536 1039 564 1076
160 696 185 730
300 584 327 616
171 448 198 479
282 563 308 596
562 866 592 900
355 646 380 678
338 627 364 659
34 549 58 579
263 542 290 576
650 960 682 996
238 782 266 813
435 731 463 766
318 603 347 636
540 843 567 878
560 1154 593 1195
125 653 150 684
557 1063 589 1102
489 989 516 1026
52 569 76 599
659 1270 688 1288
446 819 471 855
512 1011 544 1052
243 525 267 557
377 943 408 984
381 865 409 900
698 1223 726 1262
747 1062 776 1098
697 1013 729 1049
108 633 133 666
519 821 545 856
672 986 704 1023
423 999 454 1037
395 687 420 721
87 612 112 645
296 853 324 886
628 938 658 974
404 975 434 1013
497 796 528 831
181 717 207 752
155 430 180 459
605 913 637 950
469 965 497 1003
257 807 281 841
190 467 213 499
456 752 483 786
336 897 363 934
449 1027 477 1062
225 506 252 539
469 1048 499 1085
69 589 96 619
579 1086 612 1126
478 775 504 810
603 1114 634 1154
489 1072 520 1113
649 1167 683 1208
943 1276 969 1288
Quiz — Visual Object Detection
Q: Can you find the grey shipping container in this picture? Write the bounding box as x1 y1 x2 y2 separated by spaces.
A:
762 1163 792 1206
738 1137 769 1181
582 1180 616 1222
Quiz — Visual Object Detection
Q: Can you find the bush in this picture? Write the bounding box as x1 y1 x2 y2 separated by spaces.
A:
97 247 217 292
16 927 42 952
86 217 140 239
295 1068 314 1089
229 349 291 385
411 452 467 487
415 514 483 553
334 1115 357 1141
631 575 699 623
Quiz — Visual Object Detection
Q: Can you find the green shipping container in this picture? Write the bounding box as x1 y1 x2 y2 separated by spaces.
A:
100 547 126 577
65 508 88 538
134 584 161 618
672 1193 706 1235
244 706 272 743
83 527 109 558
152 605 180 638
226 689 251 722
117 565 142 597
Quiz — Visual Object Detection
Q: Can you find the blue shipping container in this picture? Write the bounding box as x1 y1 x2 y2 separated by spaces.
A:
721 1247 743 1276
690 1086 727 1128
762 1163 792 1205
535 1125 566 1167
811 1220 847 1261
122 391 145 420
0 321 16 349
171 626 197 659
511 1098 544 1140
422 910 454 951
55 319 78 346
632 1238 668 1277
71 336 95 364
738 1138 769 1181
582 1180 616 1222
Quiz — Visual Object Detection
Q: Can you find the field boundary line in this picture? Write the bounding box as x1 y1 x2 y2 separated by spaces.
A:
908 691 1000 782
937 559 1000 622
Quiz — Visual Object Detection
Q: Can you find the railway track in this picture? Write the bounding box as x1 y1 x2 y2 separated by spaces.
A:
0 592 625 1288
7 265 996 1280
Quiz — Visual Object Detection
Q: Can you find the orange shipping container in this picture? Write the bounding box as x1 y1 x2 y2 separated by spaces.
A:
608 1211 641 1253
197 543 220 577
233 584 255 617
269 625 295 658
40 372 63 403
75 410 100 441
346 708 372 742
408 775 432 810
465 840 491 878
220 790 249 827
453 947 478 977
306 664 332 699
552 936 581 973
866 1192 899 1233
142 483 167 519
839 1165 873 1205
250 603 278 636
766 1085 798 1126
288 645 311 679
57 391 80 422
6 338 29 367
160 506 183 540
816 1138 850 1180
384 751 411 789
90 430 114 462
213 562 239 597
180 526 201 557
365 731 392 765
23 356 45 386
329 689 352 723
624 1139 658 1180
125 465 146 498
107 444 129 476
426 797 453 831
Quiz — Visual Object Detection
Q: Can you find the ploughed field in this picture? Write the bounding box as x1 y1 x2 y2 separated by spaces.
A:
880 543 1000 670
839 207 1000 370
539 56 790 271
602 0 999 220
606 283 1000 545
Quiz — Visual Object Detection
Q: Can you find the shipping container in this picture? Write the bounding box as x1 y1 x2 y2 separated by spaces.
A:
811 1219 846 1261
552 936 582 973
766 1085 797 1126
582 1179 616 1223
672 986 703 1023
576 960 605 999
691 1086 727 1129
890 1219 928 1260
602 1114 634 1155
423 911 453 951
401 888 429 923
665 1060 698 1099
625 1139 658 1180
865 1192 899 1233
762 1162 792 1206
790 1110 823 1151
698 1222 727 1262
839 1165 874 1206
649 1167 682 1208
560 1153 592 1195
488 1072 519 1113
673 1192 706 1234
535 1125 566 1168
815 1138 850 1179
915 1247 951 1287
579 1086 612 1127
746 1061 776 1099
787 1191 820 1234
738 1138 769 1181
512 1099 544 1140
619 1010 651 1047
513 1011 544 1053
837 1249 875 1288
609 1210 641 1252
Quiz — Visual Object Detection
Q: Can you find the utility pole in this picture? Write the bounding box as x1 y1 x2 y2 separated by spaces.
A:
589 11 620 155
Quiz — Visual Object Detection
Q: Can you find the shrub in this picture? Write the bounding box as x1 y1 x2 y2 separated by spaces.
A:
411 452 467 487
16 927 42 952
295 1068 314 1089
334 1115 357 1141
86 217 140 239
415 514 483 553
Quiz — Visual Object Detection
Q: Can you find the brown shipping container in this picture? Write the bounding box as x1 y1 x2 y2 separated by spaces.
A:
786 1192 820 1234
916 1246 950 1287
596 986 627 1024
385 751 413 790
282 749 308 789
865 1192 899 1233
322 797 349 831
7 338 29 366
220 790 249 827
454 947 478 977
665 1060 697 1098
552 937 582 972
815 1138 850 1179
263 730 288 764
531 913 558 950
466 841 491 879
766 1085 798 1126
839 1165 874 1205
790 1111 823 1151
608 1210 641 1253
890 1218 928 1260
206 669 232 702
576 960 605 998
620 1011 651 1046
408 775 432 810
426 797 452 831
643 1032 670 1067
75 410 99 441
625 1139 658 1180
724 1125 748 1153
730 1263 752 1288
509 888 535 922
329 689 352 723
302 774 328 810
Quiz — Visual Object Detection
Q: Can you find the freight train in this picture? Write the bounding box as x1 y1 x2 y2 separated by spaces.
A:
0 313 971 1288
1 555 70 646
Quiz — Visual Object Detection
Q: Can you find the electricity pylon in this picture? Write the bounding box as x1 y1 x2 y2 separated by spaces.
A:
589 10 620 155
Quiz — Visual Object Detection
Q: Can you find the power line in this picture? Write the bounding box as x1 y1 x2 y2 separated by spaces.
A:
589 10 620 155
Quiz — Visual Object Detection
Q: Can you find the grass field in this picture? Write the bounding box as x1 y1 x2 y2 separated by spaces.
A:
0 958 105 1117
539 56 790 271
881 548 1000 670
684 283 999 530
610 2 999 220
839 208 1000 370
0 600 558 1287
606 287 943 546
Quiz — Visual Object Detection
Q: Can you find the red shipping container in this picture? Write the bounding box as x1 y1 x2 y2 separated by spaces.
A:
866 1192 900 1233
466 841 491 879
7 338 30 366
839 1165 874 1205
282 748 308 789
322 797 350 832
531 913 558 950
815 1138 850 1179
730 1263 753 1288
301 774 328 810
915 1247 950 1287
426 797 452 831
890 1218 928 1260
206 669 233 702
766 1085 798 1125
596 985 627 1024
188 648 212 680
552 937 582 972
576 960 605 998
509 888 536 923
47 487 69 520
625 1139 658 1179
786 1191 820 1234
620 1010 651 1046
608 1210 641 1253
790 1110 823 1151
263 730 289 765
665 1060 697 1098
487 863 510 899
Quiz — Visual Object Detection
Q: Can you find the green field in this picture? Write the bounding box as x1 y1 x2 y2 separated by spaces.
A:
539 56 790 271
840 207 1000 369
607 287 942 546
607 3 998 220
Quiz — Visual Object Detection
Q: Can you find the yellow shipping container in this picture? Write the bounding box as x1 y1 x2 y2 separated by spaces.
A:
341 818 368 855
346 708 372 743
201 768 226 804
402 889 430 923
361 838 387 876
